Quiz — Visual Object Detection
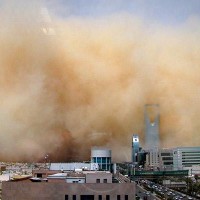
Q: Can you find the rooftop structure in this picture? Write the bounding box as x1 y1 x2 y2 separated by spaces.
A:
45 170 112 184
50 162 98 171
91 147 112 171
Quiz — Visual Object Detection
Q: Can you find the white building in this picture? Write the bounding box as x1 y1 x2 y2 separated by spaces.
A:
50 163 99 171
145 146 200 174
173 147 200 172
145 147 159 169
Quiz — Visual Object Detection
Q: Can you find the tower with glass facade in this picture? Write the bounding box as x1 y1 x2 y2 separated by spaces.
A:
132 134 140 165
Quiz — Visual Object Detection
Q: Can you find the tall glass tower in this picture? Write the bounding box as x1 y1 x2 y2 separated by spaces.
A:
132 134 140 164
145 104 160 149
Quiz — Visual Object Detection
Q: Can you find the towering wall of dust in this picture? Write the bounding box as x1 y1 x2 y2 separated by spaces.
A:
0 1 200 162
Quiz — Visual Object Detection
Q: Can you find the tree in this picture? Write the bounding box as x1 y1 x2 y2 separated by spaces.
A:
194 174 198 182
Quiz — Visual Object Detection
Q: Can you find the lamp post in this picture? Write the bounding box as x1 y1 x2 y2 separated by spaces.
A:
44 154 49 169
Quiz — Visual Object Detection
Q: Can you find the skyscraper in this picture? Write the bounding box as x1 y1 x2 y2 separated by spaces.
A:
132 134 140 164
145 104 160 149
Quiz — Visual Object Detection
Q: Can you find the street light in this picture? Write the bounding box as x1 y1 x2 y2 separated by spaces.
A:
44 154 49 169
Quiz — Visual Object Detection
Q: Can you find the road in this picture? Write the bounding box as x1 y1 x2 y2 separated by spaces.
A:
136 184 161 200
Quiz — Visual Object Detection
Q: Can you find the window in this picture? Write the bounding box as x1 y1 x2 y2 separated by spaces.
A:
117 195 120 200
102 157 106 163
107 157 111 163
65 195 68 200
96 179 100 183
37 173 42 178
103 179 107 183
125 195 128 200
81 195 94 200
161 153 171 156
162 157 173 160
102 164 107 170
73 195 76 200
163 162 173 165
98 195 102 200
106 195 110 200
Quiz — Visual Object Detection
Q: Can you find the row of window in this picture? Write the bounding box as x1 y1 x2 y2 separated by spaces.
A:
161 153 172 156
96 179 107 183
99 164 111 170
182 157 200 159
182 160 200 163
162 157 173 161
65 195 129 200
182 152 200 154
163 162 173 165
92 157 111 164
72 179 108 184
174 151 200 154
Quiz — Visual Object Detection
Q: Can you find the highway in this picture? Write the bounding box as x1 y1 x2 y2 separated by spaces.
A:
116 173 161 199
136 183 161 200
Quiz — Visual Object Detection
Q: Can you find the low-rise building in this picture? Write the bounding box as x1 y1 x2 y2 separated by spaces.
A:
145 147 159 170
50 163 99 171
173 147 200 171
2 170 135 200
2 182 135 200
159 149 173 170
144 146 200 173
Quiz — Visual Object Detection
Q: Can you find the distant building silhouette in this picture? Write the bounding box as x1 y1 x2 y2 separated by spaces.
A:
145 104 160 149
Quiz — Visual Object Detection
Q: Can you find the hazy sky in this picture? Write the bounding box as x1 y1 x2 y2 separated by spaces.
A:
46 0 200 25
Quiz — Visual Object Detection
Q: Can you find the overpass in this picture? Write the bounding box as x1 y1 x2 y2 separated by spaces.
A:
131 170 188 180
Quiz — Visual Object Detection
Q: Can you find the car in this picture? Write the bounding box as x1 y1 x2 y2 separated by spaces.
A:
145 192 150 195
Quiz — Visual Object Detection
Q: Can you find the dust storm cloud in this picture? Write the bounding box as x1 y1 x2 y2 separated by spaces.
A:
0 1 200 162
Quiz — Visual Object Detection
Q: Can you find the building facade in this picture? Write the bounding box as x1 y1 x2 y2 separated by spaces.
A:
145 148 159 169
159 149 173 170
145 148 174 170
2 169 135 200
173 147 200 171
2 181 135 200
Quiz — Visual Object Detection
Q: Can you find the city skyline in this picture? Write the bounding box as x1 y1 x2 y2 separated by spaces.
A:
0 0 199 162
